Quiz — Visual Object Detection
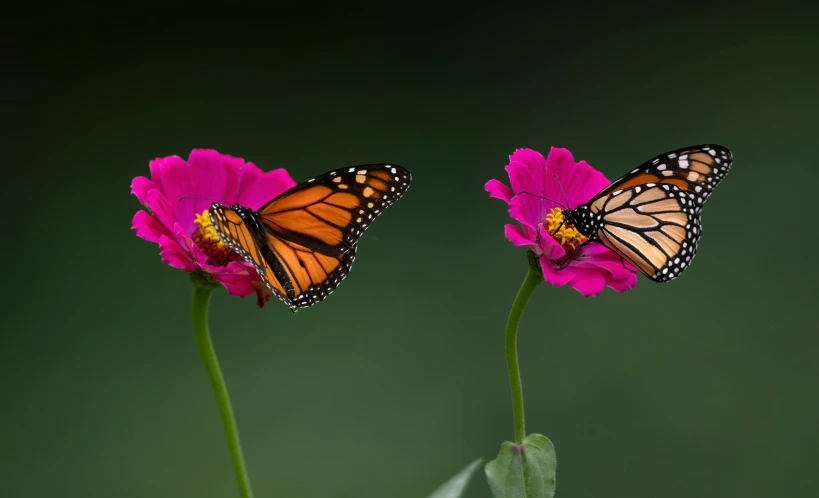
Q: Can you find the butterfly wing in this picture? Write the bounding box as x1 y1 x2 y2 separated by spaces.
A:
261 233 358 309
252 163 411 310
208 204 295 307
591 184 701 282
596 144 732 206
258 164 412 256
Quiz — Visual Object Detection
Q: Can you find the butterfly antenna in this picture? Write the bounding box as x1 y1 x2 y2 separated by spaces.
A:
516 191 567 237
553 174 571 209
517 191 566 209
178 195 227 204
235 164 245 206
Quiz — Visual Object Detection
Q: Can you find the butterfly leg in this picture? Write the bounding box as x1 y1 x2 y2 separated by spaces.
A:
537 219 566 244
212 249 236 267
556 240 592 271
619 257 638 274
549 219 566 237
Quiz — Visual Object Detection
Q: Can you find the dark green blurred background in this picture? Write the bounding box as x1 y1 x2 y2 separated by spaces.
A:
4 4 818 497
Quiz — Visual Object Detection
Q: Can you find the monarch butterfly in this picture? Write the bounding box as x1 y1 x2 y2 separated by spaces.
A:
559 144 732 282
209 164 411 312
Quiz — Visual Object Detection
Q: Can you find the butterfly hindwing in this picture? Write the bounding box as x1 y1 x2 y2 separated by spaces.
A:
592 184 701 282
265 234 358 309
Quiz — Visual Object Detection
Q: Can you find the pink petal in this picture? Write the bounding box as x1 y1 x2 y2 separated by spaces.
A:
132 210 171 243
200 258 251 278
565 158 610 208
572 240 640 282
198 252 263 300
504 224 537 250
149 155 195 232
158 235 197 271
252 281 273 308
196 242 258 281
506 149 548 196
216 275 255 298
566 267 606 297
148 155 181 190
186 149 233 216
538 225 567 261
149 155 190 200
606 274 638 293
540 256 575 286
541 147 579 205
508 194 552 230
485 179 513 204
576 243 610 256
212 265 256 298
172 223 215 267
241 168 298 211
144 190 186 247
130 176 161 204
233 159 265 199
220 155 256 206
575 253 637 282
505 149 565 227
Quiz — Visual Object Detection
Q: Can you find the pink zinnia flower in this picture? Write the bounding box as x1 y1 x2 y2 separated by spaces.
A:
485 147 638 296
131 149 297 307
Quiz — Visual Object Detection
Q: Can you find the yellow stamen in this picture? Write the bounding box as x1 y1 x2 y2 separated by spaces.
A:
195 210 227 251
545 208 586 251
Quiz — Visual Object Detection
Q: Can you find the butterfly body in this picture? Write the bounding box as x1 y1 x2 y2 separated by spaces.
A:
209 164 411 311
561 144 731 282
217 204 299 297
561 205 599 239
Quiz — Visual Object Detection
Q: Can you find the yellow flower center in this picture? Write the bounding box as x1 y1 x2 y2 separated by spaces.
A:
545 208 586 252
194 209 238 266
195 210 225 249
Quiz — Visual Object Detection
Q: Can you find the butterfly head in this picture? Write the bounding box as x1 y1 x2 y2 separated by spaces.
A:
560 205 597 238
228 204 252 217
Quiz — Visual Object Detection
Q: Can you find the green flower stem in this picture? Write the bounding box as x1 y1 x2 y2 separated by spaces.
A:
191 272 254 498
505 251 543 444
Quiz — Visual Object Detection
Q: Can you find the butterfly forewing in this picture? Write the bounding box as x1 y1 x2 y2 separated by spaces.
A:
259 164 412 256
597 144 732 205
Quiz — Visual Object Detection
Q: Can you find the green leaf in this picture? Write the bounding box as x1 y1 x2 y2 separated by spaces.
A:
426 458 483 498
484 434 556 498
